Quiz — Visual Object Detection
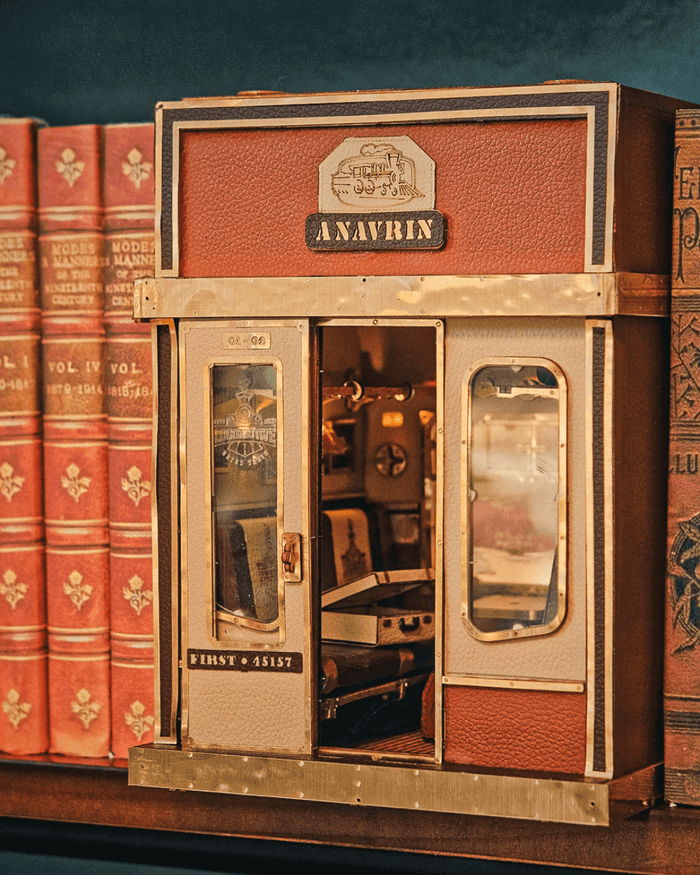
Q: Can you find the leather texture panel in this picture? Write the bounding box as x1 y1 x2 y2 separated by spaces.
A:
443 318 587 681
182 320 309 753
179 120 587 278
613 95 675 274
444 685 587 774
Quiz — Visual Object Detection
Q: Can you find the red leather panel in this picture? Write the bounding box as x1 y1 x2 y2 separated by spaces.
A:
444 685 587 775
179 119 587 278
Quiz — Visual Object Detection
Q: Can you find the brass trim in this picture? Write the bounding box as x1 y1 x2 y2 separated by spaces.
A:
154 103 165 289
434 320 445 762
442 676 584 693
136 274 668 322
167 82 618 110
179 323 190 741
585 319 614 779
203 354 285 644
297 319 314 752
461 356 568 642
151 319 180 745
129 744 660 827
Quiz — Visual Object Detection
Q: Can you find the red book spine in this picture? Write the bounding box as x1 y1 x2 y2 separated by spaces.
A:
666 109 700 804
0 118 48 756
38 125 110 757
103 123 155 759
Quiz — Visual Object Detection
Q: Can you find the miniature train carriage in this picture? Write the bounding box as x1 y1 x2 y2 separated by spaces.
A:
129 82 683 825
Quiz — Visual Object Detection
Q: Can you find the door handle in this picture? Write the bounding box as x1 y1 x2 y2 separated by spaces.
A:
282 533 302 583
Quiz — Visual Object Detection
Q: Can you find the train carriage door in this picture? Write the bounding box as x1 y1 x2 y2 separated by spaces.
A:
180 318 314 755
442 317 587 775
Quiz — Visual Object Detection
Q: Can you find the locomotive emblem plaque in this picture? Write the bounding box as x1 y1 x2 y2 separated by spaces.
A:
319 136 435 212
308 135 444 251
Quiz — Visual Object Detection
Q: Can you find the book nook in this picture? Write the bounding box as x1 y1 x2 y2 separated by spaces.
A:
125 82 682 825
7 79 700 872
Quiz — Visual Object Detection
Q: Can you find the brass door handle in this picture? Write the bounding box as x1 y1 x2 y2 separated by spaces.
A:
282 533 302 583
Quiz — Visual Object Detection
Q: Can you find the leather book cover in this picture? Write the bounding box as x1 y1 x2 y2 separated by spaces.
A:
0 118 48 755
666 109 700 804
38 125 110 757
103 123 155 759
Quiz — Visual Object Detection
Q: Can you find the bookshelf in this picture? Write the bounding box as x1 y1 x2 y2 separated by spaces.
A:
1 756 700 874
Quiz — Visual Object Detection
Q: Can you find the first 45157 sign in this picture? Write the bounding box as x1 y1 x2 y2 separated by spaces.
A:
187 649 303 673
306 210 445 251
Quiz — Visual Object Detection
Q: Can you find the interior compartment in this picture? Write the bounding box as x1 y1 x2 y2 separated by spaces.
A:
318 324 437 759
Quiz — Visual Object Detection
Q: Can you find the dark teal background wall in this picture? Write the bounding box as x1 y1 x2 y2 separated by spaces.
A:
2 0 700 125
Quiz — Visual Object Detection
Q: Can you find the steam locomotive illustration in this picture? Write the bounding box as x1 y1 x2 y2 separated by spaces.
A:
330 143 423 207
128 82 690 826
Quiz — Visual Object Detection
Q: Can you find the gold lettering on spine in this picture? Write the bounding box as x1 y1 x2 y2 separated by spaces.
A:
104 233 155 312
0 233 38 309
39 233 104 313
43 338 104 418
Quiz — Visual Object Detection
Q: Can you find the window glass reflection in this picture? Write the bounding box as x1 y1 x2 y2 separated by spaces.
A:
468 363 564 638
211 363 280 633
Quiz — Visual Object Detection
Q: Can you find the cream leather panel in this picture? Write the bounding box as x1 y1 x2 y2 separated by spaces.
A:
444 318 586 682
181 320 310 753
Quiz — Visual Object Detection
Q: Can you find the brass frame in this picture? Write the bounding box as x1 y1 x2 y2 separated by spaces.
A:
461 356 568 642
442 675 584 693
135 273 669 322
130 744 661 827
205 355 285 640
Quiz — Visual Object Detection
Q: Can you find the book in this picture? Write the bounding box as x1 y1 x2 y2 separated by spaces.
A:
0 117 48 755
38 125 110 757
666 108 700 804
103 122 155 759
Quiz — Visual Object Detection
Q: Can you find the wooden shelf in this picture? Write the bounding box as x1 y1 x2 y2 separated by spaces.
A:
1 758 700 873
